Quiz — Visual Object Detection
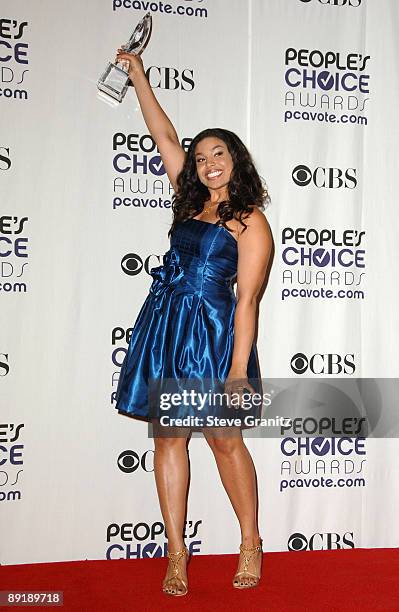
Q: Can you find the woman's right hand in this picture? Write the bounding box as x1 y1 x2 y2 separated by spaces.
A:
115 48 145 81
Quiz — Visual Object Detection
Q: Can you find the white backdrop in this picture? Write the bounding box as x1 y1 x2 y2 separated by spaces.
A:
1 0 399 565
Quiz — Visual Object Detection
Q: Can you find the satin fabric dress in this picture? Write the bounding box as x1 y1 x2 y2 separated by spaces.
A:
115 218 262 421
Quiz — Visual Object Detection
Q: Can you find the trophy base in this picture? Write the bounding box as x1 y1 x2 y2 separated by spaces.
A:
97 62 131 104
96 90 119 108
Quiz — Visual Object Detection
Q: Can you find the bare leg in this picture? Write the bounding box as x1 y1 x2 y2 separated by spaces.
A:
153 422 191 595
204 427 262 586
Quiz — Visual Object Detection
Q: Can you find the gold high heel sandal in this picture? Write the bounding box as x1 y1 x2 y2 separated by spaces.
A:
162 546 188 596
233 541 263 589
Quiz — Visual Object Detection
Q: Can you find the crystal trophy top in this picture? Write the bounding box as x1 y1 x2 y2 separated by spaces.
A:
97 12 152 104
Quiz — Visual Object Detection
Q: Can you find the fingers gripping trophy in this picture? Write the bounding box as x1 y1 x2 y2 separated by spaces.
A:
97 12 152 104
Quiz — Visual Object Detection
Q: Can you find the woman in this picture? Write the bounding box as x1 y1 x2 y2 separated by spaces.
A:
114 48 273 596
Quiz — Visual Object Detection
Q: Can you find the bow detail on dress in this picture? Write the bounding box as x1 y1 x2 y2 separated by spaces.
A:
149 247 184 298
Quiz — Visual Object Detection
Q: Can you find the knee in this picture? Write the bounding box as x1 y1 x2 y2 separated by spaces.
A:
206 435 242 456
154 436 188 453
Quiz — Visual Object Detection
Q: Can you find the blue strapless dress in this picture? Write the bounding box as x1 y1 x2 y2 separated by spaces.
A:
115 218 262 421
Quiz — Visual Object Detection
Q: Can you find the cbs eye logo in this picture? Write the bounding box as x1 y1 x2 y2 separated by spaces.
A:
291 353 308 375
292 165 312 186
288 533 308 551
117 450 154 473
121 253 161 276
121 253 143 276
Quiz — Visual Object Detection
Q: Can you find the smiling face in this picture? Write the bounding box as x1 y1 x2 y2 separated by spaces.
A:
194 137 234 194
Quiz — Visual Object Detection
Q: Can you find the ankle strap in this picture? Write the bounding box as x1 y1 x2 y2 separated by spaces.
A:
167 546 188 558
240 541 262 553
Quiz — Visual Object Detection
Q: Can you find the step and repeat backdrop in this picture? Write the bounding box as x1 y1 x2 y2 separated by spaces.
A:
2 0 399 565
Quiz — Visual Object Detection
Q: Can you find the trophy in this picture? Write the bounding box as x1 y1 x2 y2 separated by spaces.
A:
97 12 152 104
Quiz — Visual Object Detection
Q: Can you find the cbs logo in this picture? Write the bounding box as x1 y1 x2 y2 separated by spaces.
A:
288 532 354 550
117 450 154 473
292 165 357 189
291 352 355 375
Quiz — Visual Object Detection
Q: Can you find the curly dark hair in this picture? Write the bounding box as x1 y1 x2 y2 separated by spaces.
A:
168 128 269 237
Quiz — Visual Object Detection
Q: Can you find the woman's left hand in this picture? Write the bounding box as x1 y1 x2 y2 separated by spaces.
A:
224 371 256 410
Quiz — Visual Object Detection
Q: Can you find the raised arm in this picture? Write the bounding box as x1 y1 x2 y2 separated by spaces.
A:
116 50 185 191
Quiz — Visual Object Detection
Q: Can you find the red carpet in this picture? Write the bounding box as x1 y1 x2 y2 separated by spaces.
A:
1 548 399 611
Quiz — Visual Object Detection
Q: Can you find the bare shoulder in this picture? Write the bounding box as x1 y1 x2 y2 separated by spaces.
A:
235 206 272 275
237 206 271 239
